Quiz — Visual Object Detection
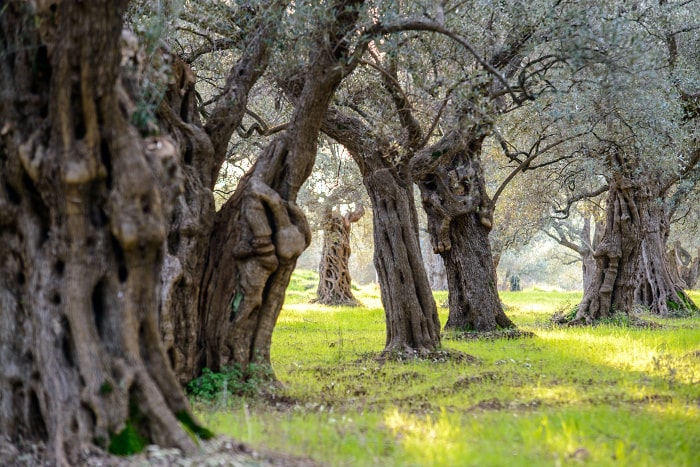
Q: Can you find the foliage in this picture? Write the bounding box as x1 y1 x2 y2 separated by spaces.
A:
195 272 700 466
108 421 147 456
187 363 274 401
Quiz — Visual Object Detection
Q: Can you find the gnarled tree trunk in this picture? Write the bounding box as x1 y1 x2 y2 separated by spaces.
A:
316 205 365 306
365 163 442 355
198 0 365 372
0 2 208 464
412 131 513 332
573 175 642 322
669 242 700 290
152 3 283 385
634 180 697 315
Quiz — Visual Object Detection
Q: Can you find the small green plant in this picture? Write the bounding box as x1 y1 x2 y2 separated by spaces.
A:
600 311 632 327
187 363 274 401
108 420 146 456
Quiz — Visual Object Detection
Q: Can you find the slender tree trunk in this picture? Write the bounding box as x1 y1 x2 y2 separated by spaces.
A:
322 111 442 356
316 205 365 306
198 0 365 372
422 235 449 291
581 217 603 293
0 2 208 463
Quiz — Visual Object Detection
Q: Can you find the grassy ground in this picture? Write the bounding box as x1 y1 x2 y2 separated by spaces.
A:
195 270 700 466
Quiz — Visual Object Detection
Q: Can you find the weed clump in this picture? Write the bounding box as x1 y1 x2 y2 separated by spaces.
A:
187 363 274 401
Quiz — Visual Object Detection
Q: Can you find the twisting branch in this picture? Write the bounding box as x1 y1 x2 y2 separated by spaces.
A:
553 185 609 218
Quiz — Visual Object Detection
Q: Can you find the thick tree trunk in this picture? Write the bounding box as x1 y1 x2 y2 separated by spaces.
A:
413 132 514 332
198 0 365 372
441 214 514 330
321 111 442 356
316 205 365 306
0 2 208 464
574 176 642 322
153 6 281 384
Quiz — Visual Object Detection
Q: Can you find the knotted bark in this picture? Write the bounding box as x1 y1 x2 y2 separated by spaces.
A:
412 129 514 332
198 0 366 372
573 175 642 322
316 205 365 306
0 2 207 463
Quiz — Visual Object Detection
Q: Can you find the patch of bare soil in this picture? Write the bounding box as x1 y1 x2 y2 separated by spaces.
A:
373 348 479 364
444 328 536 341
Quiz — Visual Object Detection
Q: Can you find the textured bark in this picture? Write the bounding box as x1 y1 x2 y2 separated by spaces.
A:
0 2 206 464
421 235 448 291
634 180 697 315
412 130 514 332
573 176 642 322
669 243 700 290
154 4 281 384
365 165 442 355
316 205 365 306
198 0 365 372
322 111 441 355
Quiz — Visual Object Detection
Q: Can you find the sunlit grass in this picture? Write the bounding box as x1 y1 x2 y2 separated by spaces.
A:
197 270 700 466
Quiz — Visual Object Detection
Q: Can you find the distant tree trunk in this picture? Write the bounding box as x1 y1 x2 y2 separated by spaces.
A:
669 243 700 290
198 0 365 372
0 2 208 463
581 218 603 294
322 110 441 356
634 180 697 315
412 130 514 331
316 205 365 306
421 235 448 290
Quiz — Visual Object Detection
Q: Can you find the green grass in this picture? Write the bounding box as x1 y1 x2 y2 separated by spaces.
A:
196 271 700 466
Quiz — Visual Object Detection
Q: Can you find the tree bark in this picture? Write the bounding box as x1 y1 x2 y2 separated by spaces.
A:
421 235 449 291
316 205 365 306
198 0 365 372
365 164 442 355
573 176 642 322
0 2 208 463
412 130 514 331
322 111 442 356
634 180 697 315
154 3 280 384
669 243 700 290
